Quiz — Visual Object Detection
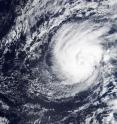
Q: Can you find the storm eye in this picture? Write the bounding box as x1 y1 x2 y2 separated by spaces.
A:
51 22 109 86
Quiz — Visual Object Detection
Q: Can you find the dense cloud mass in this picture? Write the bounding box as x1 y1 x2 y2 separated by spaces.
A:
0 0 117 124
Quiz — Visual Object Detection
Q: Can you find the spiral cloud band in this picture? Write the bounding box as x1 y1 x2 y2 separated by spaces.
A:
52 22 109 85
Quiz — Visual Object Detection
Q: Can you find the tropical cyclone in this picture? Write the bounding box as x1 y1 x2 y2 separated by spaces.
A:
52 21 110 86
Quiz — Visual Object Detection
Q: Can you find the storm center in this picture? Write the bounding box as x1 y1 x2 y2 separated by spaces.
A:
52 22 107 85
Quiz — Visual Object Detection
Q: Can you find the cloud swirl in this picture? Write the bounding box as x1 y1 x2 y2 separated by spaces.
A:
52 21 109 87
